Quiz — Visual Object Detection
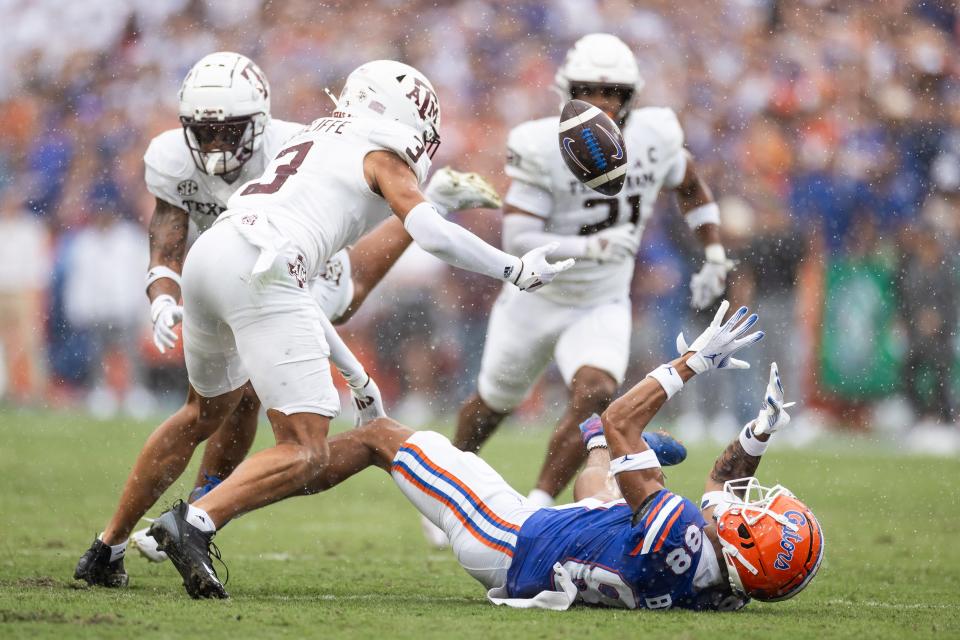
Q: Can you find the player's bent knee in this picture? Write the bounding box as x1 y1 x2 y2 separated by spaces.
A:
571 368 617 412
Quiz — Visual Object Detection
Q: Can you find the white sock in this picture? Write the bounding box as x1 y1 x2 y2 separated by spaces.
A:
98 533 127 562
527 489 555 508
185 504 216 534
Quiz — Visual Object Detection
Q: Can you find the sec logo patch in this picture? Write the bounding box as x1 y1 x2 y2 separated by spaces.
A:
177 180 199 197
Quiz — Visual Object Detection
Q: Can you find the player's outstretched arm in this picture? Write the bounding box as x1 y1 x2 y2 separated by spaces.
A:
671 157 731 310
145 197 189 353
366 151 573 291
342 168 503 323
603 301 764 511
702 362 793 511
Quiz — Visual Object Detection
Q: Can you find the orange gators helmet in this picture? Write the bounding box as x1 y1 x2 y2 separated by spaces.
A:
714 478 824 602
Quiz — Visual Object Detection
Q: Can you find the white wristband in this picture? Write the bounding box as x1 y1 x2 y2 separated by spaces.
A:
685 202 720 230
146 266 182 292
704 243 726 264
609 449 661 475
586 434 608 451
738 423 769 457
646 364 683 399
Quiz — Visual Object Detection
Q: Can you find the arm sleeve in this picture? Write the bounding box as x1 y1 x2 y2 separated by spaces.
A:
316 307 367 388
403 202 521 282
502 214 587 259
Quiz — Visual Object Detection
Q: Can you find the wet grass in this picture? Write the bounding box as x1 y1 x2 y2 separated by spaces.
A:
1 409 958 639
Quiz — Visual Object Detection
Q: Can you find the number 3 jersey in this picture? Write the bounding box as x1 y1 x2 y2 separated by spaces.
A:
505 490 747 611
504 108 687 306
224 116 432 281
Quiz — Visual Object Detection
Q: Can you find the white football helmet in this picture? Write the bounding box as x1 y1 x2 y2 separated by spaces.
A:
555 34 643 125
179 51 271 176
334 60 442 161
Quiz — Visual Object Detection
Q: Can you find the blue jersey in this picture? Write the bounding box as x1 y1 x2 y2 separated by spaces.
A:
506 490 741 610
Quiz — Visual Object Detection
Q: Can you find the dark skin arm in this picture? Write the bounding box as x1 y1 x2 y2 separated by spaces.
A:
672 155 721 248
339 216 413 324
363 150 427 220
146 197 189 301
601 353 699 511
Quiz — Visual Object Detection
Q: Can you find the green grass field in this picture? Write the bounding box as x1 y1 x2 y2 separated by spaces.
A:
1 409 959 639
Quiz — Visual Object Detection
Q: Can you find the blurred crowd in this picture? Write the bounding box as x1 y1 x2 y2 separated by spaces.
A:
1 0 958 442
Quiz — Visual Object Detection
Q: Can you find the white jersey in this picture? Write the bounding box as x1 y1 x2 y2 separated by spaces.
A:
143 117 352 321
144 118 305 233
504 107 687 306
223 116 430 280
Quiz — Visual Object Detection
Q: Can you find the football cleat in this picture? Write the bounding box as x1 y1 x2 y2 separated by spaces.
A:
147 501 228 599
715 478 824 602
578 414 687 466
129 527 168 563
74 537 129 588
424 166 503 214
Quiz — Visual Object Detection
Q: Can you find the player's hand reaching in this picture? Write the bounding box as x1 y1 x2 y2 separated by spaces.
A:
585 224 640 263
350 375 386 427
689 255 733 310
511 243 575 292
676 299 763 374
753 362 795 436
150 294 183 354
424 167 502 216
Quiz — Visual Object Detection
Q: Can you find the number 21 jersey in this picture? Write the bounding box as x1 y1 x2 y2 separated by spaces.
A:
504 107 687 306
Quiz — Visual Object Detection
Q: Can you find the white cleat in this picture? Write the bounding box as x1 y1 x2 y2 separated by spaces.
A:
420 515 450 549
129 527 168 563
425 166 503 214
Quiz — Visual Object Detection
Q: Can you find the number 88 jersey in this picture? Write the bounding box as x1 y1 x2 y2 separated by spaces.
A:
506 490 736 610
504 107 686 307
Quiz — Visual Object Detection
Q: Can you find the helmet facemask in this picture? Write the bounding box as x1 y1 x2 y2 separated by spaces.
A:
181 113 264 177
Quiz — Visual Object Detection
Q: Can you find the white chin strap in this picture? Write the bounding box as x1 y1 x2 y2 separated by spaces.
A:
719 537 757 596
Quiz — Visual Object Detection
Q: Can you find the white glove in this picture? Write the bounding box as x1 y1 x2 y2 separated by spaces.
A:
676 299 764 374
424 167 503 216
511 243 575 292
150 294 183 354
690 260 732 310
753 362 796 436
350 375 386 427
584 224 640 263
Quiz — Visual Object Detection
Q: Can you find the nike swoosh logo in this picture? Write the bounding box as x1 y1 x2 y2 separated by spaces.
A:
562 137 589 172
597 124 623 160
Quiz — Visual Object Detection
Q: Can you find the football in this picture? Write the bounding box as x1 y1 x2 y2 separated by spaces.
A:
558 99 628 196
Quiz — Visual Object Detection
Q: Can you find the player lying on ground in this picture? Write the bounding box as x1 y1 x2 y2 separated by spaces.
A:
132 59 573 599
451 34 734 526
152 302 824 606
74 53 502 585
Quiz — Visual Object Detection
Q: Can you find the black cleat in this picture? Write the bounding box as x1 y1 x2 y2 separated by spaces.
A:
147 501 228 599
74 537 129 588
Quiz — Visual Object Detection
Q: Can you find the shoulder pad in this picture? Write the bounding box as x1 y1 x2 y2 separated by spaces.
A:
631 107 684 159
143 129 194 180
505 118 555 191
367 119 432 184
264 118 307 153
